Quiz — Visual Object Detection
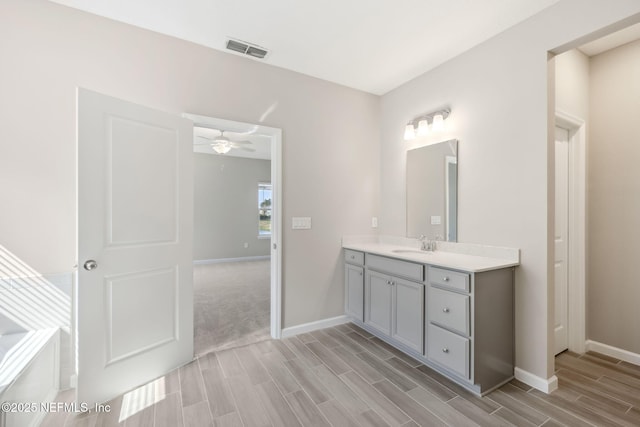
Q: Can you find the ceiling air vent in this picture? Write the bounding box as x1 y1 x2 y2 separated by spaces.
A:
225 38 269 59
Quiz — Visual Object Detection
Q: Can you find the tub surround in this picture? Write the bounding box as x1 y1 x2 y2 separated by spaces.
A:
342 235 520 272
0 329 60 427
342 235 519 395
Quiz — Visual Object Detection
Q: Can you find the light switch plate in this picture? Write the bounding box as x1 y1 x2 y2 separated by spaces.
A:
292 217 312 229
371 217 378 228
431 215 442 225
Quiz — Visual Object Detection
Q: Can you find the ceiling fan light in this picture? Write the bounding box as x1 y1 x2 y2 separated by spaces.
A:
212 144 231 154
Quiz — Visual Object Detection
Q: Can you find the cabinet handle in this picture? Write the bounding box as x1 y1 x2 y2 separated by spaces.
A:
442 307 450 313
443 276 450 282
351 255 355 259
359 272 362 276
442 348 449 353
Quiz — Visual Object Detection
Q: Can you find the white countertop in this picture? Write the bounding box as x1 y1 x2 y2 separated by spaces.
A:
342 236 519 273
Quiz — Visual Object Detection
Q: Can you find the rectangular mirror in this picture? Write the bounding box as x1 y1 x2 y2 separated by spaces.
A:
406 139 458 241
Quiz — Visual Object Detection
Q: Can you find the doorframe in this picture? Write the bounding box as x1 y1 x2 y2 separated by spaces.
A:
555 110 586 354
183 113 283 339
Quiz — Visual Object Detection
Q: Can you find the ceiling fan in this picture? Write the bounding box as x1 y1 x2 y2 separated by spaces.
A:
194 129 255 154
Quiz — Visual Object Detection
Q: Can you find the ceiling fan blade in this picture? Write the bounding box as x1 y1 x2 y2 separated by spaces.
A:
238 147 256 152
231 140 252 145
196 135 216 141
230 141 253 148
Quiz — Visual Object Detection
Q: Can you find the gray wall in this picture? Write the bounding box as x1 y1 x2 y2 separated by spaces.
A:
379 0 640 381
194 153 271 260
556 49 590 120
0 0 380 329
588 39 640 354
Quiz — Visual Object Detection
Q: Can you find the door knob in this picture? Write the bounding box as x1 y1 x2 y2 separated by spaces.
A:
84 260 98 271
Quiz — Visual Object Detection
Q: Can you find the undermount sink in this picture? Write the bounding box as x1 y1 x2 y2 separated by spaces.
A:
391 249 431 255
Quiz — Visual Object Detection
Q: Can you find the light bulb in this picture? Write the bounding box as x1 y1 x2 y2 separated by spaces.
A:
212 143 231 154
417 119 429 137
432 113 445 132
404 123 416 140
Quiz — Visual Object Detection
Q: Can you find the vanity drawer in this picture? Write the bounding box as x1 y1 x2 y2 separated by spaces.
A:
428 266 469 293
367 254 423 282
428 286 470 336
427 324 470 379
344 249 364 265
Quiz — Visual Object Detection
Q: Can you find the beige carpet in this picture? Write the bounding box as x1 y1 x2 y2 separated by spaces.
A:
193 260 270 356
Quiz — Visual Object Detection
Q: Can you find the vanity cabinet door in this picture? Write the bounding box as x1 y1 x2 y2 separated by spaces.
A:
365 270 393 335
392 278 424 353
345 264 364 321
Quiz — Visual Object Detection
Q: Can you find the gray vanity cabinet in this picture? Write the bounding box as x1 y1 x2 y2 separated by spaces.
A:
364 256 425 353
344 250 364 321
344 248 515 395
391 277 424 352
364 270 393 335
426 266 514 391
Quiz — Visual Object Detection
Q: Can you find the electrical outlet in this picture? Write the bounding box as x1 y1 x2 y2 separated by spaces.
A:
431 216 442 225
243 242 249 248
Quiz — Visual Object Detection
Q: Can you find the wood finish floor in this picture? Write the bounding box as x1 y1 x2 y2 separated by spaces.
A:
42 323 640 426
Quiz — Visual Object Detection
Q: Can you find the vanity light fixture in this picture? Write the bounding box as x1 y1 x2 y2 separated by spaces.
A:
403 108 450 140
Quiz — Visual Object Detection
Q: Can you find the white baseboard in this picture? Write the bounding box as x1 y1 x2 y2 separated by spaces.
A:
281 315 350 338
586 340 640 366
514 367 558 394
193 255 270 265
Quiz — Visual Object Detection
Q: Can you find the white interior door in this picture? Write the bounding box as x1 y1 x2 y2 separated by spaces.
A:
554 126 569 355
77 88 193 404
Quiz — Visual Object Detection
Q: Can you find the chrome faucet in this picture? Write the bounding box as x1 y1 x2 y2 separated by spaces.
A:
419 235 432 251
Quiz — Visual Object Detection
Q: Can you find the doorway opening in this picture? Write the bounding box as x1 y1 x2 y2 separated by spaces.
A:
184 114 282 355
552 22 640 357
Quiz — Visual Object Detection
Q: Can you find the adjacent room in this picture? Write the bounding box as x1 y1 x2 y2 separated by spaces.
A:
192 123 273 355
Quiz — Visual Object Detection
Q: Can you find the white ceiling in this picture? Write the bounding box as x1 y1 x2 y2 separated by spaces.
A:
579 22 640 56
50 0 560 95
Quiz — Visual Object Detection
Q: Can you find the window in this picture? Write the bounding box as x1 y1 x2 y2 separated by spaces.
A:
258 182 272 237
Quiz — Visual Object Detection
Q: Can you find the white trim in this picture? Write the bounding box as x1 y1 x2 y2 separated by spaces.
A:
270 128 282 339
193 256 270 265
444 155 457 242
281 315 350 338
514 367 558 393
555 110 587 355
183 113 283 341
586 340 640 366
